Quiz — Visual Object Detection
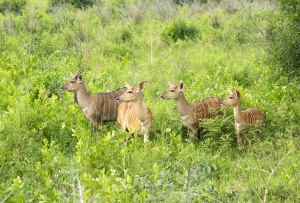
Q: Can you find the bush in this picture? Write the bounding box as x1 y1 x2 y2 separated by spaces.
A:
0 0 26 14
172 0 208 5
48 0 96 9
267 0 300 76
161 20 199 43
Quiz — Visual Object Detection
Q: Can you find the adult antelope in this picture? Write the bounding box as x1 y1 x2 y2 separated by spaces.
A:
161 82 222 142
116 81 152 143
61 69 126 131
221 89 264 150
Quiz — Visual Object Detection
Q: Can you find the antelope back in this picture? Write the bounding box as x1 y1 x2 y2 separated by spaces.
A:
244 108 264 125
93 87 127 121
192 97 222 119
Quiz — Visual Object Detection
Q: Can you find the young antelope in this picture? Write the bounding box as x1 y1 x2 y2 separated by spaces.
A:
161 82 222 142
221 89 264 150
116 81 152 143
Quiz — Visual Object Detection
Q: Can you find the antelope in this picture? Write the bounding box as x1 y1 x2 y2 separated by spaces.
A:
61 69 126 131
221 89 264 150
116 81 152 143
161 82 222 142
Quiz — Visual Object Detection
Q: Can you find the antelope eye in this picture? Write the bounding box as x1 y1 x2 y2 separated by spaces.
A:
70 81 75 83
170 90 175 92
229 96 233 99
128 91 133 94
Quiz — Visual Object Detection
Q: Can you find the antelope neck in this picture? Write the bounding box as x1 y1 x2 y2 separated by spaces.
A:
75 84 92 111
175 92 192 117
233 101 244 123
132 96 148 122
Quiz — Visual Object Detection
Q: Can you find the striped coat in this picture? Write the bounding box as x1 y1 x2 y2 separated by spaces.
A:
116 81 152 143
161 82 222 142
117 102 152 139
81 88 127 126
184 97 222 131
61 69 126 131
117 102 140 134
221 89 264 149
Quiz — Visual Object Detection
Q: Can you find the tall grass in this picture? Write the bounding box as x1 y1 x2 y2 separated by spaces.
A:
0 0 299 202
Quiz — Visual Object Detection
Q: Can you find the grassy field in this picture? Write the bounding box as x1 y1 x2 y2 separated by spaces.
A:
0 0 299 202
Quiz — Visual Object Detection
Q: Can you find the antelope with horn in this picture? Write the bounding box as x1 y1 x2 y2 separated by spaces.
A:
221 89 264 150
161 82 222 142
61 69 127 131
116 81 152 143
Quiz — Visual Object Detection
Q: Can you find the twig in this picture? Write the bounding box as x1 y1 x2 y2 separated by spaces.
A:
240 0 265 37
0 191 13 203
261 150 292 203
184 167 191 203
77 175 84 203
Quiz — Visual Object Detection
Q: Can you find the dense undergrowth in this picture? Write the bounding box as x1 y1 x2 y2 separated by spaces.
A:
0 0 299 202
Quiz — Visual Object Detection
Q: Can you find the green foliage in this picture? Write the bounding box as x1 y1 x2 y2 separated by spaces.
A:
267 0 300 76
173 0 208 5
0 1 300 202
161 20 199 43
0 0 26 14
48 0 96 9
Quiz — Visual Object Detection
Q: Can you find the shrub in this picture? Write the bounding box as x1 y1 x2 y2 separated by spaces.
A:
48 0 96 9
161 20 199 43
0 0 26 14
103 43 133 60
172 0 208 5
267 0 300 76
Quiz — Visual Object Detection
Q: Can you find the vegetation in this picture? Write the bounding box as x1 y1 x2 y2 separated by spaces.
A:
0 0 299 202
161 20 199 43
266 0 300 76
0 0 26 14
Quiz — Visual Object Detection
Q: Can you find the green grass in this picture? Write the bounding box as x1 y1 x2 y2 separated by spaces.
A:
0 0 299 202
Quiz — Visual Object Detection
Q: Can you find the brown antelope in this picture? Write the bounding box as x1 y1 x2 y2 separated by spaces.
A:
116 81 152 143
221 89 264 150
161 82 222 142
61 69 126 131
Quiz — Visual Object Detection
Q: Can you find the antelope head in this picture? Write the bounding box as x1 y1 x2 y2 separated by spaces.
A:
61 69 84 92
160 81 184 100
116 81 147 103
221 89 241 106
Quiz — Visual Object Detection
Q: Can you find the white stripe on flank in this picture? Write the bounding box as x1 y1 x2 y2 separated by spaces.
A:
98 93 101 116
112 91 117 117
103 93 107 119
107 93 111 119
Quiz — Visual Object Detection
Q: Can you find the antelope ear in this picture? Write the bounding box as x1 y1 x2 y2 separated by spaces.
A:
179 82 184 91
78 75 83 81
139 81 148 91
235 90 241 98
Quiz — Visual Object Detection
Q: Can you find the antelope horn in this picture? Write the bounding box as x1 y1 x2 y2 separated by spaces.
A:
75 69 84 77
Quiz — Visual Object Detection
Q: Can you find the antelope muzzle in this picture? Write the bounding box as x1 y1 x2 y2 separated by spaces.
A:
116 97 123 103
160 93 168 99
